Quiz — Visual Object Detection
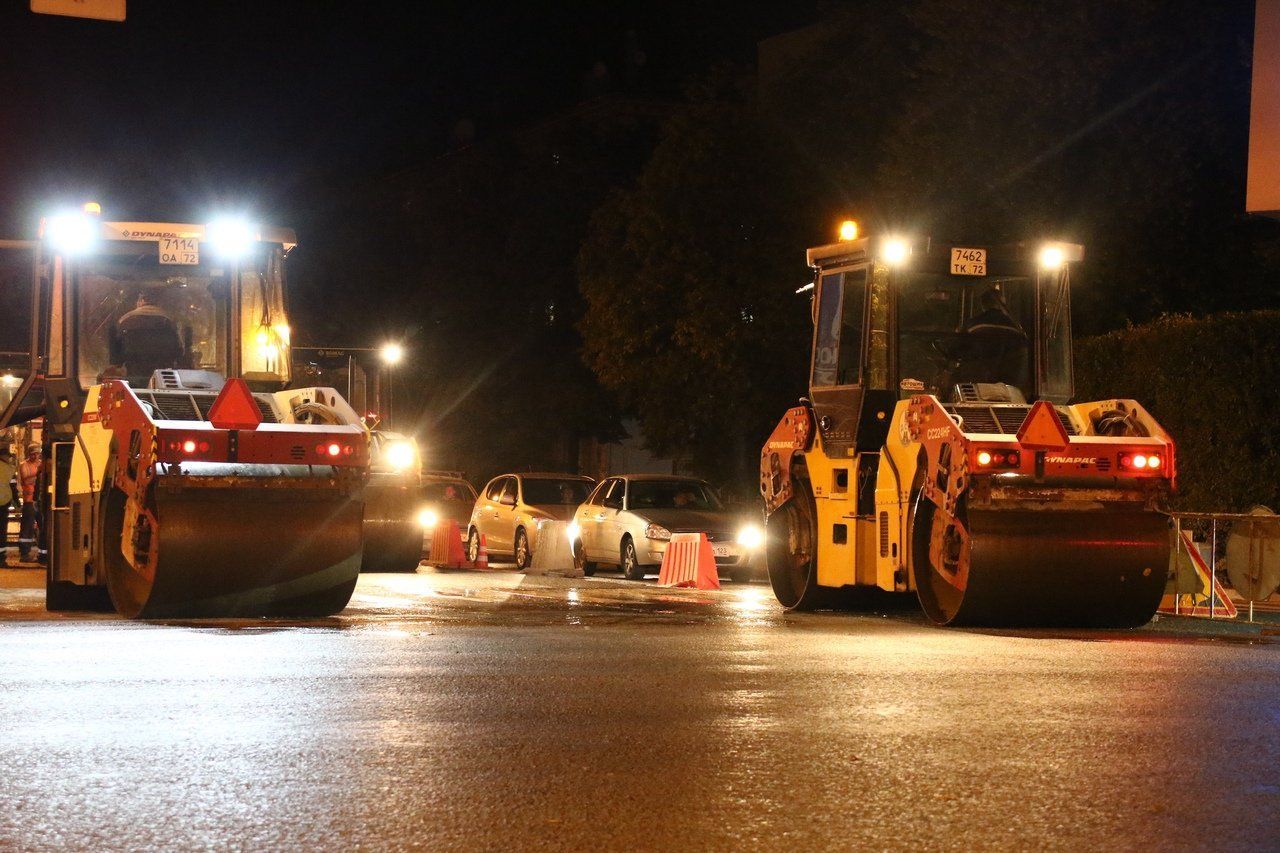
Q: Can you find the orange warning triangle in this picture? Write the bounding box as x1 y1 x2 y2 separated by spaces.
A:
207 377 263 430
1015 400 1070 451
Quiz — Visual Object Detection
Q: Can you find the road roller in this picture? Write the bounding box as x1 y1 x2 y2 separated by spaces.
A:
360 430 428 572
761 224 1176 627
0 205 371 617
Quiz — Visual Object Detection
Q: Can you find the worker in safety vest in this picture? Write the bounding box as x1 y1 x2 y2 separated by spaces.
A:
0 447 14 546
17 444 41 562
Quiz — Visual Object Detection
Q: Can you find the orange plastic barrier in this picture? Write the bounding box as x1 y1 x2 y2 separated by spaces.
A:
658 532 720 590
428 520 469 569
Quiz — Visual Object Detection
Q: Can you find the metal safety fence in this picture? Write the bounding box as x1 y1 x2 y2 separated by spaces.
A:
1168 510 1280 624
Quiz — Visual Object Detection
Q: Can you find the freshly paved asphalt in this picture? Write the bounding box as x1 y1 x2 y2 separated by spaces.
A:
0 566 1277 851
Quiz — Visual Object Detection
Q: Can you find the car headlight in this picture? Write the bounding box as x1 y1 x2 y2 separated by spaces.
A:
417 508 438 529
385 441 417 472
645 523 672 541
737 524 765 549
566 521 581 543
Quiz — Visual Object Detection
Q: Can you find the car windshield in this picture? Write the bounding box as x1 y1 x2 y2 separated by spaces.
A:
422 480 476 502
522 479 591 505
896 273 1035 400
627 481 721 511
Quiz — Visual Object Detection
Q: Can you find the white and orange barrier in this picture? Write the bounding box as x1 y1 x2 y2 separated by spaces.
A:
658 532 720 590
528 520 581 577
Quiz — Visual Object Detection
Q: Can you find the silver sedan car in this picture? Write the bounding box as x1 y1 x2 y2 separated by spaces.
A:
568 475 764 582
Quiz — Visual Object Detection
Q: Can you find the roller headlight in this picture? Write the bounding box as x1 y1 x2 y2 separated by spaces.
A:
45 212 96 254
417 508 439 529
206 217 256 259
644 523 672 541
736 524 765 549
385 441 416 472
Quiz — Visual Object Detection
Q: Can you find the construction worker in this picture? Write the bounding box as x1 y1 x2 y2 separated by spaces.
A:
115 291 183 378
951 288 1028 385
0 447 14 551
17 444 41 562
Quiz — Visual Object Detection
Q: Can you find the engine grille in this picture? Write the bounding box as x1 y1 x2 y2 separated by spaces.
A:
945 404 1077 436
136 391 280 424
674 528 732 543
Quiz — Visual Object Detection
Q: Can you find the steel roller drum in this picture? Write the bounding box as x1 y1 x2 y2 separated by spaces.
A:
1226 506 1280 602
359 476 425 572
918 508 1170 628
105 465 364 619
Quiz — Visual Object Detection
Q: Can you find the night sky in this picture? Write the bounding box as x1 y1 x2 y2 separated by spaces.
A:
0 2 815 234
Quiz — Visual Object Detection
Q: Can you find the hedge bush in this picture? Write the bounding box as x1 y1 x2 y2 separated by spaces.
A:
1075 311 1280 511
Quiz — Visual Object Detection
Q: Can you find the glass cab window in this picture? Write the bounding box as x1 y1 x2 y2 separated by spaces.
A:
72 241 290 390
811 268 867 388
896 273 1035 401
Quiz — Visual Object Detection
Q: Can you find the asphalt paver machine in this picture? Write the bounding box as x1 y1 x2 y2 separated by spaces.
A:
761 226 1176 627
0 206 370 617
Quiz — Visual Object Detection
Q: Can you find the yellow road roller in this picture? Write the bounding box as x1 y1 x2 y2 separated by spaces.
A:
0 205 370 617
761 225 1176 627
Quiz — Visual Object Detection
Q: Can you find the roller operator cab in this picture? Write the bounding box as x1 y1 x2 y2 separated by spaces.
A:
0 207 371 617
761 230 1175 627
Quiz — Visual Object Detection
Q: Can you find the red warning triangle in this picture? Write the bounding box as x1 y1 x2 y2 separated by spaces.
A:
1015 400 1070 451
208 377 263 430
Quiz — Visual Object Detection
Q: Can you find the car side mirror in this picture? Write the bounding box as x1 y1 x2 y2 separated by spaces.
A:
500 494 516 507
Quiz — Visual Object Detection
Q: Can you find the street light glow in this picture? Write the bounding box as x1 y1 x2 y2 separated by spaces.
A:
381 343 404 365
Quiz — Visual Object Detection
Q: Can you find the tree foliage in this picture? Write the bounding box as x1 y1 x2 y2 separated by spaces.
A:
1076 312 1280 511
578 86 822 489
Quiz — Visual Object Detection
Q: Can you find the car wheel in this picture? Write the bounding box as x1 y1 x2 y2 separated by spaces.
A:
467 528 480 563
622 537 645 581
514 528 531 570
573 539 598 577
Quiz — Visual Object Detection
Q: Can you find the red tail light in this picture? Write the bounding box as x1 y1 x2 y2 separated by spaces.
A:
1119 452 1163 471
975 449 1020 469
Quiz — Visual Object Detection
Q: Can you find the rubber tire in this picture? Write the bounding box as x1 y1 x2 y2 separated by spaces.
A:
622 537 646 580
514 528 531 570
573 540 598 576
466 528 481 564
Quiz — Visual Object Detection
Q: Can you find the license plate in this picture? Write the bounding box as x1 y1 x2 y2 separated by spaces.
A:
950 247 986 276
160 236 199 265
712 544 731 557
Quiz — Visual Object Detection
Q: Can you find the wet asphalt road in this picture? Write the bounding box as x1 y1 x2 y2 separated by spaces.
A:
0 567 1278 851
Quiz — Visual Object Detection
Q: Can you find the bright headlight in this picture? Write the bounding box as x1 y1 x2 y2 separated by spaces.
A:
645 523 672 541
737 524 765 549
45 213 96 254
385 441 416 471
1038 244 1065 270
566 521 581 543
417 508 439 529
881 237 910 266
206 217 256 259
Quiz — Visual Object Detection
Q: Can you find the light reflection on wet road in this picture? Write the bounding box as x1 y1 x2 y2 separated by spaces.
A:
0 567 1277 850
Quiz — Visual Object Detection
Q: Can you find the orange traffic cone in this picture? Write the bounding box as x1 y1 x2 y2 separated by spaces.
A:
473 533 489 570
